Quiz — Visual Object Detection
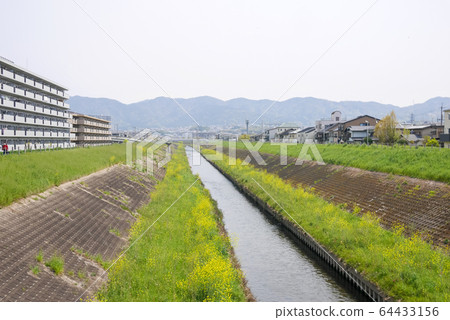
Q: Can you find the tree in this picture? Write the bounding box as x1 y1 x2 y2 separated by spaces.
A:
374 111 400 145
426 138 439 147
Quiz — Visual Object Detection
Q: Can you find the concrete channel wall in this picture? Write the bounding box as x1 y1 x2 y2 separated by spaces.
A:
204 156 391 302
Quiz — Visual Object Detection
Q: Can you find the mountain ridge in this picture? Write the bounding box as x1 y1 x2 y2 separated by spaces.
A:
67 95 450 129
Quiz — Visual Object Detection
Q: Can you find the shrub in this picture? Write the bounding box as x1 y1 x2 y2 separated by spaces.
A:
35 249 44 263
45 254 65 275
426 138 439 147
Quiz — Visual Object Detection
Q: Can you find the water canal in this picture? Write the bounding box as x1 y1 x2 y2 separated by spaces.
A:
186 147 366 302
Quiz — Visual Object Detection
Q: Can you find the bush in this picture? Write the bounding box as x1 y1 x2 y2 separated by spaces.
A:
45 254 65 275
396 139 408 145
426 138 439 147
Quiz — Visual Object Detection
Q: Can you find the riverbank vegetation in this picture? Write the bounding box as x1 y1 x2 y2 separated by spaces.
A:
202 148 450 301
226 141 450 183
97 145 247 301
0 144 127 207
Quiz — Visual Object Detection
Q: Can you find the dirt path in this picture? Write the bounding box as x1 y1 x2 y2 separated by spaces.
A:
224 148 450 248
0 165 164 301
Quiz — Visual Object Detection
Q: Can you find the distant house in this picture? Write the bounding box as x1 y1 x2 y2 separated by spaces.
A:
315 114 379 143
216 132 238 141
347 126 376 143
339 115 379 143
315 111 342 131
400 133 420 145
288 127 316 143
250 132 265 142
402 124 443 140
263 123 301 142
315 111 343 143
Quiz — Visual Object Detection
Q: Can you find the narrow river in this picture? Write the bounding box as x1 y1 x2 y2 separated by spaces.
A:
186 147 366 302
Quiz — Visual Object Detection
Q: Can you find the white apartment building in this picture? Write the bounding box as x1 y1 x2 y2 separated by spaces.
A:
69 113 112 147
0 56 72 151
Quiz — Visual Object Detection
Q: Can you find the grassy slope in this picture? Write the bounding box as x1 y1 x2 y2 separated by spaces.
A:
0 144 126 207
203 149 450 302
97 146 246 301
227 141 450 183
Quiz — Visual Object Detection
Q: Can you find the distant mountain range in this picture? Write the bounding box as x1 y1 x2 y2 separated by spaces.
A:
67 95 450 129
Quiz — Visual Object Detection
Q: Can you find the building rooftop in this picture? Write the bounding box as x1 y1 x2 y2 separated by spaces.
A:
70 112 111 123
0 56 68 91
348 125 375 131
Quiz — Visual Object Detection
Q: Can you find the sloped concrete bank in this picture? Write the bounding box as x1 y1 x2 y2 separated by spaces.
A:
224 148 450 247
204 157 390 302
0 164 165 302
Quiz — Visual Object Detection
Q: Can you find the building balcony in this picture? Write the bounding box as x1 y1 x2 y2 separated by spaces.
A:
70 127 111 134
0 83 69 110
0 98 69 119
0 114 70 129
71 135 112 141
0 129 70 139
0 67 68 100
71 119 111 128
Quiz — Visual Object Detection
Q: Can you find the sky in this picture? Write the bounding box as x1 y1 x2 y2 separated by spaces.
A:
1 0 450 107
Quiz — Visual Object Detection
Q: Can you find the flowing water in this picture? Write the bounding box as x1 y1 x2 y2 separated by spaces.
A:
186 147 366 302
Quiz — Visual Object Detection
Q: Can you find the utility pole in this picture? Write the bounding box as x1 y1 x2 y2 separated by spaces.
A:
365 120 369 145
246 120 249 135
441 103 444 126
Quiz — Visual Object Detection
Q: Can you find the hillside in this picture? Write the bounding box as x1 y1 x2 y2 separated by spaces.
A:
67 95 450 129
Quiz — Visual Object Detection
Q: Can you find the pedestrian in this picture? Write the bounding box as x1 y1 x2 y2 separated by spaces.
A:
2 142 8 155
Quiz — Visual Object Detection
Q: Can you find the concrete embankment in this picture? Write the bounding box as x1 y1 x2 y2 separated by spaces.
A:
224 148 450 248
204 156 390 302
0 164 165 301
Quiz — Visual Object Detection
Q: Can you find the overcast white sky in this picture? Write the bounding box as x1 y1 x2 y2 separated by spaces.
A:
1 0 450 106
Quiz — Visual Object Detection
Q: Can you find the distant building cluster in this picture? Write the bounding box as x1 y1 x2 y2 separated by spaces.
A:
0 57 111 153
249 110 447 147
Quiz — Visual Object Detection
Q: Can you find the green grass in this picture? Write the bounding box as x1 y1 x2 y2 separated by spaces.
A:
35 249 44 263
226 141 450 183
45 254 65 275
109 228 121 237
203 149 450 302
97 145 246 302
0 144 127 208
30 265 40 275
70 246 111 269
